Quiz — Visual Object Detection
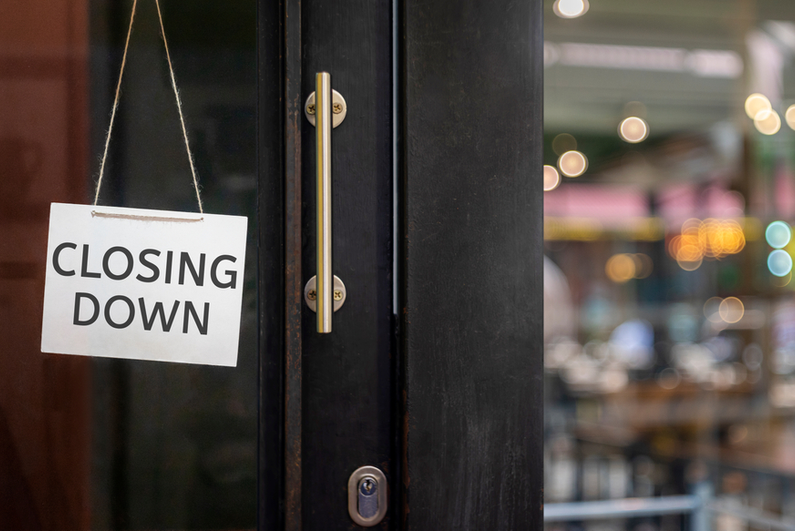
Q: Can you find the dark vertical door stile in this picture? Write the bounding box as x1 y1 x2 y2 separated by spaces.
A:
299 0 395 529
399 0 544 528
283 0 305 528
257 0 286 529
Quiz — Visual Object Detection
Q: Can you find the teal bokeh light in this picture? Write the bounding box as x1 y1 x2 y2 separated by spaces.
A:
768 250 793 277
766 221 792 249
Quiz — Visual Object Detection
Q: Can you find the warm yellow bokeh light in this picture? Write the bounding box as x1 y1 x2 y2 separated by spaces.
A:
719 297 744 324
558 150 588 178
618 117 649 143
754 109 781 135
677 257 703 271
667 218 746 271
745 93 771 119
786 105 795 131
606 254 636 283
543 165 561 192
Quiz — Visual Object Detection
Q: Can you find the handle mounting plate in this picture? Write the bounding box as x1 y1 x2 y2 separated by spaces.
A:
305 89 347 127
304 275 346 312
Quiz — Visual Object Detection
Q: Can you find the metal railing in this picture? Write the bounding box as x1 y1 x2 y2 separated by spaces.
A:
544 495 702 522
544 487 795 531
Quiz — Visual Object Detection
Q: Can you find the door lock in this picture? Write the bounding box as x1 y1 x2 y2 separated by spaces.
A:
348 466 387 527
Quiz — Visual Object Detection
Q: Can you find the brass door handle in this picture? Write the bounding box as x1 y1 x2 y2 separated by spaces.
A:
316 72 333 333
303 73 347 333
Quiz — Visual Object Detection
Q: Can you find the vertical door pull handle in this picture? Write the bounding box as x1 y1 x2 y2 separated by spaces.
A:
303 73 348 333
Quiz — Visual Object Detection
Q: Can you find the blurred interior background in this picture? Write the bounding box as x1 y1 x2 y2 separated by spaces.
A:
544 0 795 529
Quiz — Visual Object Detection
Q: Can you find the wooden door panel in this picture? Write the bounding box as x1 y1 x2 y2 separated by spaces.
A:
300 0 395 529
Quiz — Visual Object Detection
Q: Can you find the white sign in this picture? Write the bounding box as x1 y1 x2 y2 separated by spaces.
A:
41 203 248 367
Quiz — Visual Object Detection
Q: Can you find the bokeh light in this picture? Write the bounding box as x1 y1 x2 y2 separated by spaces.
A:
618 117 649 143
558 150 588 177
553 0 589 19
703 297 724 323
606 254 636 283
632 254 653 278
787 105 795 131
719 297 745 324
543 165 561 191
768 250 793 277
745 93 772 119
771 271 792 288
605 253 654 283
766 221 792 249
552 133 577 156
667 218 746 270
754 109 781 135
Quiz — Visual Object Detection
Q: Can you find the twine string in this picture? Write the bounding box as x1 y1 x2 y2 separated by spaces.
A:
91 210 204 223
93 0 204 214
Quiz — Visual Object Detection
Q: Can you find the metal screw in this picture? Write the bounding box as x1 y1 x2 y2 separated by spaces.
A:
332 103 343 114
360 478 376 495
307 289 316 301
333 290 343 301
307 104 316 115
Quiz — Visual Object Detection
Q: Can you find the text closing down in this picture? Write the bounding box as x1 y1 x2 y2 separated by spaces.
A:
41 203 248 367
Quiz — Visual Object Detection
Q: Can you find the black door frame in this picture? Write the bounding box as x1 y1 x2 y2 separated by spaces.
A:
257 0 543 528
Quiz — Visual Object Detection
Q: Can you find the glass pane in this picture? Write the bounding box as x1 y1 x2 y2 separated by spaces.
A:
0 1 257 528
545 1 795 529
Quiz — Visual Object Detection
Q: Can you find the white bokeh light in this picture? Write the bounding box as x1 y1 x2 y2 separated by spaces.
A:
543 165 561 191
618 117 649 143
558 151 588 178
553 0 589 19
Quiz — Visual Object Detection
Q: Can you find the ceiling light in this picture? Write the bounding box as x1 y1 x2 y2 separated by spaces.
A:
744 93 771 120
754 109 781 135
786 105 795 130
543 165 561 191
618 117 649 143
558 151 588 178
553 0 589 19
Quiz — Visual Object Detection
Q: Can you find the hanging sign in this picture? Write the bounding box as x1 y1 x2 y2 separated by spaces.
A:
41 203 248 367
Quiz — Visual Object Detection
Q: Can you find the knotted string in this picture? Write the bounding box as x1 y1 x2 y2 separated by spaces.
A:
93 0 204 214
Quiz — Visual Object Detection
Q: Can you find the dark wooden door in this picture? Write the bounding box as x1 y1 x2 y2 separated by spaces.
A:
258 0 543 529
298 0 395 530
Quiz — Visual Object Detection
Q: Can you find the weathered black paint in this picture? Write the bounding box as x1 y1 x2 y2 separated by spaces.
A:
400 0 544 528
257 0 285 528
283 0 304 527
